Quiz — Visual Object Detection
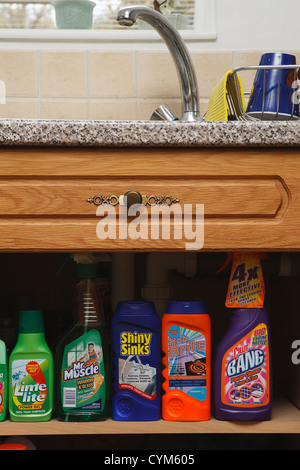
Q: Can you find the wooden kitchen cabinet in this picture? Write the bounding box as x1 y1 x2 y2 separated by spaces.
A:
0 144 300 443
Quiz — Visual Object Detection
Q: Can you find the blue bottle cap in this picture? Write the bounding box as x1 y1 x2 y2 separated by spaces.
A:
166 301 207 315
115 300 157 316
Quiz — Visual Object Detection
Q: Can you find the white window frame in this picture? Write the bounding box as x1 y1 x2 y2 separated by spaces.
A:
0 0 216 48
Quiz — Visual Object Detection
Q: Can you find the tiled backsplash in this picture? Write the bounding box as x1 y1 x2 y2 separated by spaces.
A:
0 49 298 120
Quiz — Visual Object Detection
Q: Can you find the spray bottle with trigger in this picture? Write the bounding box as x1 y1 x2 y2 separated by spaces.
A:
55 253 110 422
214 252 272 421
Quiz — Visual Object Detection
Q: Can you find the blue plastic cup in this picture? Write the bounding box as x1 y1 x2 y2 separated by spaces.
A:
246 52 299 120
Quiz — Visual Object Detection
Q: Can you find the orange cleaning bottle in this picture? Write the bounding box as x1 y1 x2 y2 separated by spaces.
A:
162 301 211 421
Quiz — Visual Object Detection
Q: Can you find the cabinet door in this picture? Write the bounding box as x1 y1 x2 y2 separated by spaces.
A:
0 146 297 251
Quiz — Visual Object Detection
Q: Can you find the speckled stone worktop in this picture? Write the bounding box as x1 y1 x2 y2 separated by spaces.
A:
0 118 299 147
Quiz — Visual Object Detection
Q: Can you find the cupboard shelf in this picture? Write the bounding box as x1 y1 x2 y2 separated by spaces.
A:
0 396 299 436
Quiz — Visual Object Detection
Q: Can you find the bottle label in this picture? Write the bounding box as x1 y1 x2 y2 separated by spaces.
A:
0 363 5 417
61 330 105 412
167 325 207 401
225 252 265 308
221 323 270 407
11 358 50 416
118 331 157 400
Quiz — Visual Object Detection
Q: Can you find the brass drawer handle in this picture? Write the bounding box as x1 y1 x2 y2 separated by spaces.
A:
86 195 119 206
145 195 180 206
86 190 180 208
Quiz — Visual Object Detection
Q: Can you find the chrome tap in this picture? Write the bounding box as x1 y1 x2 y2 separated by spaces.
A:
116 5 201 122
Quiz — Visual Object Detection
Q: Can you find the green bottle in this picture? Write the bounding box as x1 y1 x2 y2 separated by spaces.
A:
8 310 53 422
55 257 110 422
0 339 7 421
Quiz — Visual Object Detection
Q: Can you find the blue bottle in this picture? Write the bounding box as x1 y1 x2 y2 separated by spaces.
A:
111 301 161 421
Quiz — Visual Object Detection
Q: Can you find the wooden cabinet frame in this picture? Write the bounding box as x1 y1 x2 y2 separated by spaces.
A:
0 144 300 436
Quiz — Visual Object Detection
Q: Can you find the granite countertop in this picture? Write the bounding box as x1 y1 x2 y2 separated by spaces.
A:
0 118 299 147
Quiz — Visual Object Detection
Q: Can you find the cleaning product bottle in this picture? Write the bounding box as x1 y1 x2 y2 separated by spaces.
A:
8 310 53 422
0 339 7 422
111 301 161 421
55 254 110 422
162 301 211 421
214 307 272 421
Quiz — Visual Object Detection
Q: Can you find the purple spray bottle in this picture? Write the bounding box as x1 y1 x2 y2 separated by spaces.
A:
214 307 272 421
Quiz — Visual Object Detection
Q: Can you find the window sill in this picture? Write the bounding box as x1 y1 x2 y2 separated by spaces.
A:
0 28 217 49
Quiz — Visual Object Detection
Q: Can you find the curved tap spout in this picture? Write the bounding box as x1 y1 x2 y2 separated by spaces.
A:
116 5 200 122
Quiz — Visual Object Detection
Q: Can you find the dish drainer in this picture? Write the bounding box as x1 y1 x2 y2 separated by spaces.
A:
227 64 300 121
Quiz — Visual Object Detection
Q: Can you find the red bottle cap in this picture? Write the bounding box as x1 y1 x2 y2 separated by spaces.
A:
0 443 27 450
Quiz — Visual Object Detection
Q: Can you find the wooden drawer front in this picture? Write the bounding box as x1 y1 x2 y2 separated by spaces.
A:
0 176 287 220
0 146 299 251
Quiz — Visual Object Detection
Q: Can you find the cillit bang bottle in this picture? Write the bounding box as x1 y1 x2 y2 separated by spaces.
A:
214 307 272 421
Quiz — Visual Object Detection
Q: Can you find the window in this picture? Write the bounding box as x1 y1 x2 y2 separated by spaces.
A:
0 0 216 42
0 0 54 29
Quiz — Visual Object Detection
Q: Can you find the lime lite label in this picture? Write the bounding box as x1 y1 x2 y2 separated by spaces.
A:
11 358 51 416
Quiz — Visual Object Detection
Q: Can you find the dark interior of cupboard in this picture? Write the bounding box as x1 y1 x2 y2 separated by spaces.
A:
0 251 300 450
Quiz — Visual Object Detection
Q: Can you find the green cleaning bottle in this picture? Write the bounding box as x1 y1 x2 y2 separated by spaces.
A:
0 338 7 421
8 310 53 422
55 255 110 422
